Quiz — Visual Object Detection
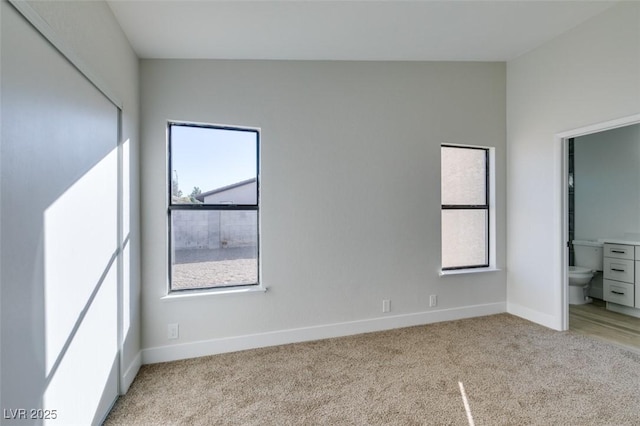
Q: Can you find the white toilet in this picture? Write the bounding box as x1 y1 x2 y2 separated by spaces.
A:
569 240 603 305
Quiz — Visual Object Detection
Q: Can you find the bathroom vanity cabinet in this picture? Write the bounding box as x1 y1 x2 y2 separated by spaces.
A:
603 243 635 307
601 242 640 317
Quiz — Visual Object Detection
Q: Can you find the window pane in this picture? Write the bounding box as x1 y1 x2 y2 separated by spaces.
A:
170 125 258 205
442 209 488 268
441 146 486 205
171 210 258 290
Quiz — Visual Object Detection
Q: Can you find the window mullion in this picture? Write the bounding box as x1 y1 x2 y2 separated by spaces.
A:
442 205 488 210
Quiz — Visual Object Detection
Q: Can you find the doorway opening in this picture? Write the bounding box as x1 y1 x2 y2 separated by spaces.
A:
558 114 640 352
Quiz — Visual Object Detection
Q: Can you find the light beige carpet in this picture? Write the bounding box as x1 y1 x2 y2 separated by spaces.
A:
105 314 640 425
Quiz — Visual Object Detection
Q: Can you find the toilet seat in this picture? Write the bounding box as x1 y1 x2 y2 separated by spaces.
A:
569 266 593 280
568 265 595 288
569 266 592 274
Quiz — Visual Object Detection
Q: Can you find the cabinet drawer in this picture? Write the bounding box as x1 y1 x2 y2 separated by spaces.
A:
603 279 635 307
604 243 634 260
603 258 634 283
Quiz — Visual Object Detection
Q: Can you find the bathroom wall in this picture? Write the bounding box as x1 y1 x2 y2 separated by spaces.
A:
574 124 640 241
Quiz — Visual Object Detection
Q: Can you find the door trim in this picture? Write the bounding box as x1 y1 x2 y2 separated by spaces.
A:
556 113 640 331
8 0 123 109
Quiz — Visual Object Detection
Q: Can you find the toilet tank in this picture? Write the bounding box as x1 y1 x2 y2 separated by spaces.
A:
572 240 603 271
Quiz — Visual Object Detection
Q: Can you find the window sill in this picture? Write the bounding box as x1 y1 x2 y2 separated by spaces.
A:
161 285 267 301
439 267 501 277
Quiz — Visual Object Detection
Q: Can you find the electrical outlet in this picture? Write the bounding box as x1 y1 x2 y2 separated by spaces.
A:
168 323 179 340
429 295 437 307
382 299 391 313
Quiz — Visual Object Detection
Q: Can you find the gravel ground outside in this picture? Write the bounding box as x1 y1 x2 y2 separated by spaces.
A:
172 259 257 289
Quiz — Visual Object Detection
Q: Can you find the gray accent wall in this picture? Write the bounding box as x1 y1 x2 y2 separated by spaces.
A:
140 60 507 358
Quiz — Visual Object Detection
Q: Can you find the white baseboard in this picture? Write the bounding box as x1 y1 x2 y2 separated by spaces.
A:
120 351 142 394
507 302 561 330
142 302 506 365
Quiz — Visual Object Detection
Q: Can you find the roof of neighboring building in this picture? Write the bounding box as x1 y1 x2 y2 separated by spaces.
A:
195 177 256 202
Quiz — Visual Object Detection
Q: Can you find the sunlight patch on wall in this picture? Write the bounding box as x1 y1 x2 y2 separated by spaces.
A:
122 138 131 335
43 148 118 423
122 139 130 238
43 266 117 424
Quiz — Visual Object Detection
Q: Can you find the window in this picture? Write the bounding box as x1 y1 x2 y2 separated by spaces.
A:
168 122 259 291
441 145 489 270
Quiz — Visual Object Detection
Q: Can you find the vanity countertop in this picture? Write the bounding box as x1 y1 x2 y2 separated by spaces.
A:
599 233 640 246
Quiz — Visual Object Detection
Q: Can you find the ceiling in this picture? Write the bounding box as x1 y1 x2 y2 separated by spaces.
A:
107 0 617 61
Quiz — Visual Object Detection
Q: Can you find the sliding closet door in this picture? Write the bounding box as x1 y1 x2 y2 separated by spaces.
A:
1 2 119 424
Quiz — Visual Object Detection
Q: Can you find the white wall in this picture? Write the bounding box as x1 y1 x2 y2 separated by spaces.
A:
506 2 640 329
1 0 140 407
140 60 507 362
574 124 640 241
